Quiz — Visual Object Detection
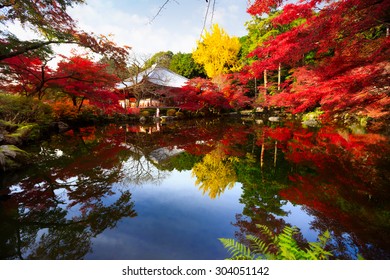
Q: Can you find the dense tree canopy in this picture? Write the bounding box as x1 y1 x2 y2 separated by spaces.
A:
246 0 390 120
0 54 121 113
193 24 241 78
169 52 206 79
54 55 121 112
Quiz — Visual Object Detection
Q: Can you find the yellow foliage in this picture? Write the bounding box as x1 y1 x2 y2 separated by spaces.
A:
192 23 241 78
192 146 237 199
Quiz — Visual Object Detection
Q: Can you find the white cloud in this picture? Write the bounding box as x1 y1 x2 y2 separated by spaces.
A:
7 0 251 61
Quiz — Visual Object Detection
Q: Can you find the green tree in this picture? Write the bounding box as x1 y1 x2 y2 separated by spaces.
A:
169 52 206 79
192 23 241 78
144 51 174 69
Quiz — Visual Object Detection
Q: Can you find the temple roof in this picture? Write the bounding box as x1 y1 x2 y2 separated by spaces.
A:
117 64 189 89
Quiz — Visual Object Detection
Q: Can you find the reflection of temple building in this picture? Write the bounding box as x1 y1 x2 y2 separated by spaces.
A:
122 123 161 134
149 146 185 164
117 64 188 108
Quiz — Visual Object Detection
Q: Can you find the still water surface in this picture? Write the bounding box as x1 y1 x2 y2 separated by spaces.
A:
1 117 389 259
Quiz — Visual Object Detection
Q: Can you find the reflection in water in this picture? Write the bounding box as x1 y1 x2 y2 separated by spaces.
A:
192 145 237 199
0 118 389 259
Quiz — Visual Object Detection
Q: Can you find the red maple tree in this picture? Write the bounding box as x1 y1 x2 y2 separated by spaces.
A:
247 0 390 121
54 55 122 113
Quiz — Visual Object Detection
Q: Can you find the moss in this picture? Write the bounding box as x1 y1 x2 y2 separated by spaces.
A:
0 119 18 132
302 108 324 122
0 145 31 171
8 123 41 142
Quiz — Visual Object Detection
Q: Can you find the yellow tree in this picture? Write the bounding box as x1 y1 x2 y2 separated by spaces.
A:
192 24 241 78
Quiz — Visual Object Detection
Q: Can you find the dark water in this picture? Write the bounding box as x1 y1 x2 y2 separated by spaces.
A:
1 117 389 260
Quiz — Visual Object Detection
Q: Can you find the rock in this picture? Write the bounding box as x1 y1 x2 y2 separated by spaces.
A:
3 134 22 146
3 124 41 145
268 116 280 122
0 145 31 171
255 119 264 125
57 121 70 133
302 119 320 127
255 107 264 113
160 116 174 123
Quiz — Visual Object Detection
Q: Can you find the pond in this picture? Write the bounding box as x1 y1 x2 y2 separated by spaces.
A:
0 117 389 260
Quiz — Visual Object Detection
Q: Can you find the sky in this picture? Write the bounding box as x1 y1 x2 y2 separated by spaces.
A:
7 0 252 62
61 0 252 57
2 0 250 62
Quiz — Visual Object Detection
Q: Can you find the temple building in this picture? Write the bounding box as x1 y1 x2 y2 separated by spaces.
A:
117 64 189 108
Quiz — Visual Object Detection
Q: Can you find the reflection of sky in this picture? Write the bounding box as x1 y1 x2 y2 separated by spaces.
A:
279 202 318 242
86 170 245 260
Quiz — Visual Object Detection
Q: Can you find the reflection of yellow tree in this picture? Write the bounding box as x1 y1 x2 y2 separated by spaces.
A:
192 146 237 199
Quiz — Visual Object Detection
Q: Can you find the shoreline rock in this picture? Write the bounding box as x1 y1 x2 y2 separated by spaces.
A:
0 145 31 172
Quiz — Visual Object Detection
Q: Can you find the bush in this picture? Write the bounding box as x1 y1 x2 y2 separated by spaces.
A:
51 100 79 121
175 111 184 118
126 107 141 116
0 94 53 124
167 109 177 117
140 110 150 117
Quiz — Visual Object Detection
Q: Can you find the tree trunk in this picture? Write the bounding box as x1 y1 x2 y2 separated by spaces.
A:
278 63 281 91
78 97 85 112
274 141 278 168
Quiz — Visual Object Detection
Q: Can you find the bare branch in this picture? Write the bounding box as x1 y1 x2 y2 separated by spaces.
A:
210 0 216 26
200 0 212 37
149 0 171 24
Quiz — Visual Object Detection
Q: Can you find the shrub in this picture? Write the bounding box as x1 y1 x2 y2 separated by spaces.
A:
0 94 53 124
51 100 79 121
167 109 177 117
175 111 184 118
126 107 141 116
140 110 150 117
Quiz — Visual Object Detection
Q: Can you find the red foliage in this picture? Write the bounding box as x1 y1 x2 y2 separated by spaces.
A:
247 0 284 15
173 76 251 113
1 54 124 114
53 55 122 113
247 0 390 119
0 55 54 98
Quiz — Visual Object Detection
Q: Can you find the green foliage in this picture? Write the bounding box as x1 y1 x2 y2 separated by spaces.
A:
144 51 174 69
220 224 333 260
302 108 324 122
239 11 283 65
0 93 53 124
218 238 253 260
157 152 202 172
169 52 206 79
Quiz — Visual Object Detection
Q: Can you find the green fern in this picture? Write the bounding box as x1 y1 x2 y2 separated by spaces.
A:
219 238 253 260
220 224 334 260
